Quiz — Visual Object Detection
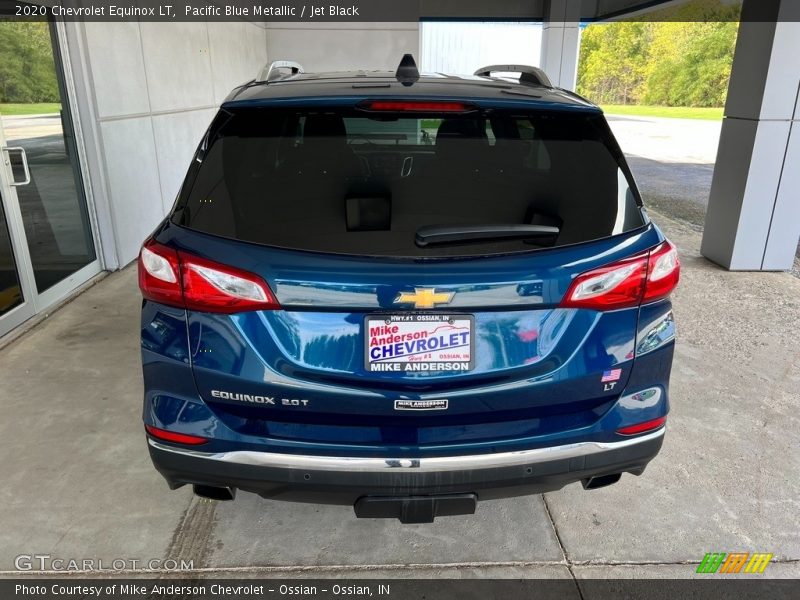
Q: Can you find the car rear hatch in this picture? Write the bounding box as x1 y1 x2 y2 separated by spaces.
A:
142 98 673 454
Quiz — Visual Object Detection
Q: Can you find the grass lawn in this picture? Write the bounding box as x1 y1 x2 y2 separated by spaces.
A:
0 103 62 116
601 104 724 120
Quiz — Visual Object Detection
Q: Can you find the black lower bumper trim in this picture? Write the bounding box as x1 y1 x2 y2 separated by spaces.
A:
354 493 478 523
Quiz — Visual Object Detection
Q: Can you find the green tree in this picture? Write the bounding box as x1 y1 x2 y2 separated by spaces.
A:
0 21 59 103
578 22 651 105
577 0 741 108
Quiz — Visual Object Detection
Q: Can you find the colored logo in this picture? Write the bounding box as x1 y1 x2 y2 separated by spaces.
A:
697 552 773 574
601 368 622 382
394 287 455 309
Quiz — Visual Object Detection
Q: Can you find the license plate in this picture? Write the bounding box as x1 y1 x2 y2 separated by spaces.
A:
364 314 474 373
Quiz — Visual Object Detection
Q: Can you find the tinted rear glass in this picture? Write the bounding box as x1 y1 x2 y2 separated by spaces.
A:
172 105 645 257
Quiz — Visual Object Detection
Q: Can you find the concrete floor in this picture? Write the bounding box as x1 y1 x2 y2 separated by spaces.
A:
0 209 798 581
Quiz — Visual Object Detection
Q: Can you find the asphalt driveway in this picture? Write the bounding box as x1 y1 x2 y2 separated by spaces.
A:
607 114 800 268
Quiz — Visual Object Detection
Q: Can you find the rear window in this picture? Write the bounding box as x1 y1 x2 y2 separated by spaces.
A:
172 105 645 257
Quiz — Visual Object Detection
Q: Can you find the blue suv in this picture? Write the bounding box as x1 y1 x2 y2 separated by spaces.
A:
139 56 678 523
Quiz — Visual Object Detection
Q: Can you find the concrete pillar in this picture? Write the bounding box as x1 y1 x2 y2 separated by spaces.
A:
701 0 800 271
540 0 581 90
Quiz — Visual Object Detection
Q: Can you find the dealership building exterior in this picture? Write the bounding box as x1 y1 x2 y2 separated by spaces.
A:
0 0 798 340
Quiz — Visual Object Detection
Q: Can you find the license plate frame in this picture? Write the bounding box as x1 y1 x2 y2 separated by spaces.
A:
364 313 475 373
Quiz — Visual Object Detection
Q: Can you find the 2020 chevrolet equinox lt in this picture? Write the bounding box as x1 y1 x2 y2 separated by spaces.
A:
139 56 678 523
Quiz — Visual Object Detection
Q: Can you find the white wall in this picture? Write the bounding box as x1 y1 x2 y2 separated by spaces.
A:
420 22 542 75
265 22 419 72
78 21 268 267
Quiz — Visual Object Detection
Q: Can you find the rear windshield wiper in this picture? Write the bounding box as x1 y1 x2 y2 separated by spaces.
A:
415 224 560 247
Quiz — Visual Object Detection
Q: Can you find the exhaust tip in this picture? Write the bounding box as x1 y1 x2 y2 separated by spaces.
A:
582 473 622 490
193 484 236 501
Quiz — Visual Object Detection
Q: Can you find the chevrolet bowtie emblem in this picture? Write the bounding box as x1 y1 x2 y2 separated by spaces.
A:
394 287 455 309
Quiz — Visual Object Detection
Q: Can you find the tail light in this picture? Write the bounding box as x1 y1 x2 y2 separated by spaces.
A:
138 238 279 313
357 100 477 113
641 240 680 303
138 243 182 307
561 240 680 310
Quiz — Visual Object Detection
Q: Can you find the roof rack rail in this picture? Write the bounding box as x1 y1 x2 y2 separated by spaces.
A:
255 60 304 83
473 64 552 88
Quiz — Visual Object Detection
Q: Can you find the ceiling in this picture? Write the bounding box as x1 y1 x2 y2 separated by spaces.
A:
420 0 682 21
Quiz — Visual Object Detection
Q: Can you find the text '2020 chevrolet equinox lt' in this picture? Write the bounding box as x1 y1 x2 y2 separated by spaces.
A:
139 56 679 523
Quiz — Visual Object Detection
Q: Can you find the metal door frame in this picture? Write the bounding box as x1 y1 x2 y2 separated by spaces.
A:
0 126 38 337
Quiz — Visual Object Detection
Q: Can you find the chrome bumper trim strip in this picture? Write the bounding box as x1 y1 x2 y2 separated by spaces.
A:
149 428 664 473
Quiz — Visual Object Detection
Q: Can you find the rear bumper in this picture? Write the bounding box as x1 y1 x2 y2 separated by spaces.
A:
148 428 664 506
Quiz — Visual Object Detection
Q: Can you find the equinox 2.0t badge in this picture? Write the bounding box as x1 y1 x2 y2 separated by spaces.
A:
394 287 455 309
394 399 449 411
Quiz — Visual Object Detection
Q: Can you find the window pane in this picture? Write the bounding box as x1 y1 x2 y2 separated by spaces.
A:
0 21 96 293
175 107 645 257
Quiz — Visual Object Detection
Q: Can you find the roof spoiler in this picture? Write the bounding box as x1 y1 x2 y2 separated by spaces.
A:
474 64 552 87
255 60 304 83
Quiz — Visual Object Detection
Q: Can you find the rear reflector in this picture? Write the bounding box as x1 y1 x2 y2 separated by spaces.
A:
616 416 667 436
358 100 476 113
138 238 280 313
145 425 208 445
561 240 680 311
